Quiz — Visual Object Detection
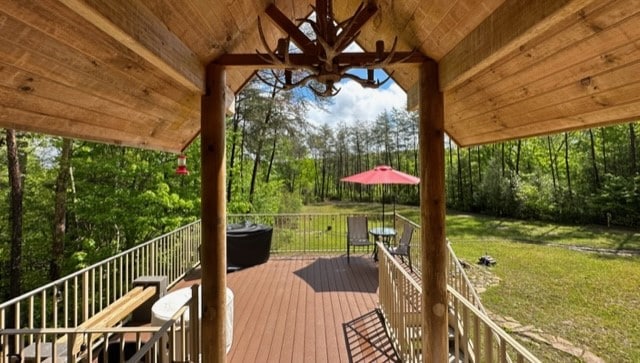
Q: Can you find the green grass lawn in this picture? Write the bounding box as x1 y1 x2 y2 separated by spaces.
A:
303 203 640 362
452 240 640 362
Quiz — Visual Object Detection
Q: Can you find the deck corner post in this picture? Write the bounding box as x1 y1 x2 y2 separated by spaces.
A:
201 63 227 363
418 59 448 362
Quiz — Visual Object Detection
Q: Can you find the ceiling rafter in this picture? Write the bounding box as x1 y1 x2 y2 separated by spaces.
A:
331 2 377 54
215 52 427 68
264 4 317 55
59 0 205 93
439 0 597 91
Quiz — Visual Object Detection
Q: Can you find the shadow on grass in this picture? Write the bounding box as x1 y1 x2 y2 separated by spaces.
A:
617 233 639 250
307 203 640 252
589 252 640 261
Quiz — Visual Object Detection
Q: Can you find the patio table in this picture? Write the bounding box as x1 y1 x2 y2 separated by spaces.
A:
369 227 396 261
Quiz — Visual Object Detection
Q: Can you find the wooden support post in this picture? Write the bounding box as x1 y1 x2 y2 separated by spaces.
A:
419 60 448 362
201 64 227 363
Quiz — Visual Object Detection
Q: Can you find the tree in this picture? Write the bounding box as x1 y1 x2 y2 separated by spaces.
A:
630 124 637 175
50 138 72 280
588 129 600 188
564 132 572 200
5 129 23 302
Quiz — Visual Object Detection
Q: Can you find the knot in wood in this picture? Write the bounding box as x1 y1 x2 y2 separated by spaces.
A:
432 303 446 317
580 77 592 87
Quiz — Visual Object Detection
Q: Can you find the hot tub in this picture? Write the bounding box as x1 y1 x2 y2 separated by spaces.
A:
227 222 273 268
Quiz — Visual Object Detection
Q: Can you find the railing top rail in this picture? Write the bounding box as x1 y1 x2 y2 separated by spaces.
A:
228 212 390 217
0 220 200 308
393 213 420 228
448 287 541 363
0 327 162 334
446 237 486 313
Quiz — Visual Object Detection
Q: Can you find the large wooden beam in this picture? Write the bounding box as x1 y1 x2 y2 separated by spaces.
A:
59 0 204 93
334 3 378 53
200 64 227 363
216 52 426 68
264 4 317 55
419 60 447 362
439 0 595 91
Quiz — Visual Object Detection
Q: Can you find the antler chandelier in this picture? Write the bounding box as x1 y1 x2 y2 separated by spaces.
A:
254 0 411 97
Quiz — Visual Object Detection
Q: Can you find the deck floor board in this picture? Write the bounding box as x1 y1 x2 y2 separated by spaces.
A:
174 254 390 362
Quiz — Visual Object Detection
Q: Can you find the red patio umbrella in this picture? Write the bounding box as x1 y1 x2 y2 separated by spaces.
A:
340 165 419 226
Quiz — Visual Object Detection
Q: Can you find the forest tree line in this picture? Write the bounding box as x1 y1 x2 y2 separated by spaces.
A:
2 77 640 299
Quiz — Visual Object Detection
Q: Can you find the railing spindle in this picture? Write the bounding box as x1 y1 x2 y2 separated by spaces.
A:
41 291 47 329
91 268 96 316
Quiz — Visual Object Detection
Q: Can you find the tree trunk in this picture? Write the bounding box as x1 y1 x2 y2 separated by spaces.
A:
6 129 23 301
467 148 473 202
515 140 522 175
630 123 637 175
313 156 320 198
564 132 572 200
265 131 278 183
248 144 262 203
601 128 608 174
588 129 600 188
239 118 247 195
456 145 464 205
501 143 506 177
395 126 401 172
321 154 327 200
51 138 73 281
227 100 241 202
355 132 363 200
547 136 557 195
248 87 277 202
447 139 454 202
477 146 482 182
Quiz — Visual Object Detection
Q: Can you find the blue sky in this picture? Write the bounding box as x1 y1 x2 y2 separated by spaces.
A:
304 76 406 127
291 24 408 127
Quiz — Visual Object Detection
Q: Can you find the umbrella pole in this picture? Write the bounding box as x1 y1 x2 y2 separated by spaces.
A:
393 186 396 230
381 184 385 228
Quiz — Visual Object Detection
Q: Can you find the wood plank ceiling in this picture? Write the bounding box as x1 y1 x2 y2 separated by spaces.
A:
0 0 639 151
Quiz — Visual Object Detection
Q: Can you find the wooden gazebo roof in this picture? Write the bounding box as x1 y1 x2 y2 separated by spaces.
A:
0 0 637 150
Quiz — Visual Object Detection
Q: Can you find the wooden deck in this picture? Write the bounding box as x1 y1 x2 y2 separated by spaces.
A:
174 254 399 362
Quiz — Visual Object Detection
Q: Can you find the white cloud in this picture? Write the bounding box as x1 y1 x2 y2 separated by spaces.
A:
305 80 407 127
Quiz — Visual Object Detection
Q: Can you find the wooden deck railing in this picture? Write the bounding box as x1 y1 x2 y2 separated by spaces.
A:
0 285 199 363
0 212 522 362
378 244 540 363
447 287 541 363
378 242 423 362
228 212 390 254
393 214 485 313
0 221 200 349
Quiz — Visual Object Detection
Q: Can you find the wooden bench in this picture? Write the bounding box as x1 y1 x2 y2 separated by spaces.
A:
68 285 157 356
23 285 157 363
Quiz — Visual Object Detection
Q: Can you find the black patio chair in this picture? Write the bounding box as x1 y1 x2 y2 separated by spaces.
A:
389 222 414 271
346 216 372 263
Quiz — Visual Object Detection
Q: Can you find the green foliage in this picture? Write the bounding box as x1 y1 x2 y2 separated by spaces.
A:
588 174 640 226
475 157 520 216
517 172 557 220
250 180 282 213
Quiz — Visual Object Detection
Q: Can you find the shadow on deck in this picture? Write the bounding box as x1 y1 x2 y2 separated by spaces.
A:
175 254 397 362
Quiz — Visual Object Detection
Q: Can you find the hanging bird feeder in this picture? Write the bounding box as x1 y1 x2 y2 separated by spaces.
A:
176 154 189 175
